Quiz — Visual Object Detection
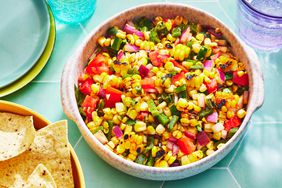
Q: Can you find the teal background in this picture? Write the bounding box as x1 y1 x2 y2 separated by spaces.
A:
2 0 282 187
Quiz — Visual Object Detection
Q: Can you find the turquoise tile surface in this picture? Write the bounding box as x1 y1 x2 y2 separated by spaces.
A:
1 0 282 187
229 123 282 188
163 169 239 188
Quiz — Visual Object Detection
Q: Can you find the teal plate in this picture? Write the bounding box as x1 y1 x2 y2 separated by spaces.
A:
0 0 50 88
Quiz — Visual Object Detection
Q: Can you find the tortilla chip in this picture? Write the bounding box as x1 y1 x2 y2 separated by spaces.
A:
12 164 57 188
0 120 74 188
0 112 35 161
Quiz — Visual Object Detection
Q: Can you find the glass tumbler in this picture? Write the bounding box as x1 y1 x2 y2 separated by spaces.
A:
237 0 282 51
47 0 96 24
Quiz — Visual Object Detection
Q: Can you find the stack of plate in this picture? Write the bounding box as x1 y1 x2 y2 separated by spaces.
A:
0 0 56 97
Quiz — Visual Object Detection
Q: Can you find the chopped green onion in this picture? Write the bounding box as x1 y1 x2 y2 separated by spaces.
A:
170 104 181 116
172 27 182 37
175 85 187 93
167 115 179 130
156 113 170 125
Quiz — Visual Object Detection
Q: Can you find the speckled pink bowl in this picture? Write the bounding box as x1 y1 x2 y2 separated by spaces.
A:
61 3 264 180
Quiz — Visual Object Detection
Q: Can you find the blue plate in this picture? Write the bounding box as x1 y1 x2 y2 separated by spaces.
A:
0 0 50 88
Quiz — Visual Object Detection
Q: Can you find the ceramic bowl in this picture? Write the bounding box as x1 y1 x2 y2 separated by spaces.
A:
0 100 85 187
61 3 264 180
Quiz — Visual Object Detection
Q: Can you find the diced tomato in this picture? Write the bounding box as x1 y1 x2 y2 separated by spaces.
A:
177 136 196 155
104 93 122 108
149 51 163 67
136 111 149 121
172 72 185 84
104 87 122 108
141 78 155 90
224 116 241 132
170 59 188 73
232 71 249 86
81 95 99 118
85 53 110 75
78 78 93 95
149 51 169 67
205 79 218 93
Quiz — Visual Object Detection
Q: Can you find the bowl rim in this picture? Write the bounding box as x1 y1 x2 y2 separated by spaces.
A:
62 2 263 175
0 100 85 188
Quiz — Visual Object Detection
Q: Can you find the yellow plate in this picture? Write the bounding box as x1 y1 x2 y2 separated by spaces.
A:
0 8 55 97
0 100 85 188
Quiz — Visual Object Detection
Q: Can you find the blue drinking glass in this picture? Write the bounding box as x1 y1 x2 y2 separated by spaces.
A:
47 0 96 24
237 0 282 51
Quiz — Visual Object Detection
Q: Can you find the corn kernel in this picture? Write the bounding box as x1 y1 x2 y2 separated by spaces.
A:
168 155 177 165
180 118 189 125
116 31 126 39
206 149 215 156
104 38 111 47
199 84 207 92
134 121 147 132
221 106 227 112
181 155 190 165
177 98 189 108
152 146 159 157
213 132 222 140
127 108 138 120
120 123 126 130
194 105 201 112
155 160 169 167
172 130 183 139
128 153 137 161
190 119 199 127
147 126 156 135
156 124 166 135
164 61 174 71
237 109 246 118
237 71 245 77
124 125 133 133
98 36 106 46
206 141 214 150
108 141 116 149
227 111 235 119
116 144 125 154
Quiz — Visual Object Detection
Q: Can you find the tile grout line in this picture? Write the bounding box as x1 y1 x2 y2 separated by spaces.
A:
227 168 242 188
159 181 165 188
227 126 250 167
253 121 282 125
73 136 83 149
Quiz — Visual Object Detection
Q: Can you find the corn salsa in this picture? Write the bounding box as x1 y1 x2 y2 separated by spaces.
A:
76 16 249 167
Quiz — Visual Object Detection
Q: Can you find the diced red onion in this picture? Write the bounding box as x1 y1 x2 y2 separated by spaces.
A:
207 29 223 38
167 141 174 150
216 68 226 82
210 53 221 61
174 38 180 45
117 50 124 61
198 94 205 108
146 64 153 70
168 137 178 143
197 131 210 146
184 131 196 140
172 144 179 155
98 88 106 98
206 112 218 123
124 24 144 39
112 126 123 138
138 65 150 78
180 27 192 43
204 60 213 71
170 161 180 167
124 44 139 52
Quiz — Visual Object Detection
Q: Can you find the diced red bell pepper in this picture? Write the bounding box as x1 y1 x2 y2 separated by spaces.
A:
172 72 185 84
85 53 110 75
205 79 218 93
232 71 249 86
104 87 122 108
81 95 99 118
138 65 150 78
78 78 94 95
170 59 188 73
184 131 196 140
177 136 196 155
196 131 210 146
224 116 241 132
